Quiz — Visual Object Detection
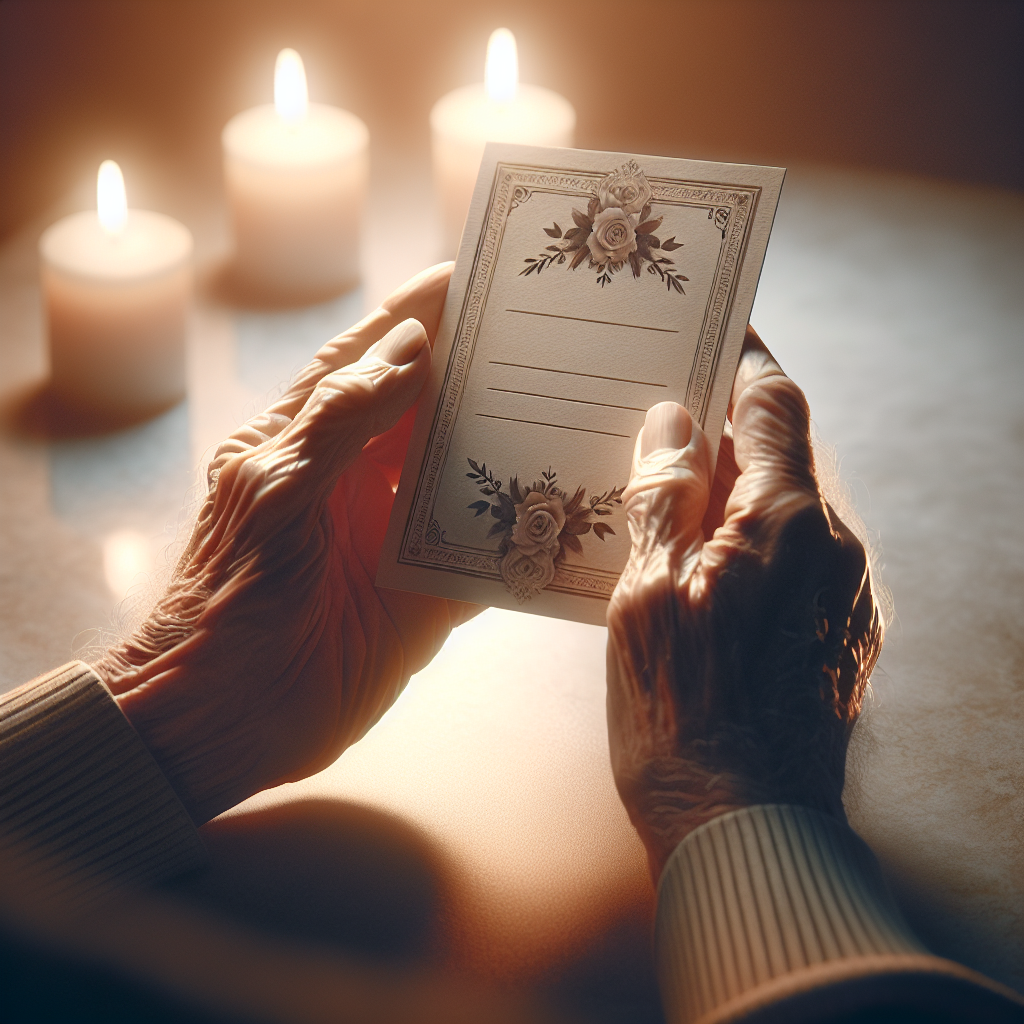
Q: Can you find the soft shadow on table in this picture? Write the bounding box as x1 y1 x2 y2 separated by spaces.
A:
167 799 449 962
163 798 664 1024
1 380 178 441
201 259 358 313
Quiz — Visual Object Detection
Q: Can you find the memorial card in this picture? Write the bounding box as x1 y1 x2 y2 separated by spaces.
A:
378 144 785 625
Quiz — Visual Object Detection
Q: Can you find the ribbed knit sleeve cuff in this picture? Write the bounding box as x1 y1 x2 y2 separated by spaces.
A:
0 661 206 904
655 804 1024 1024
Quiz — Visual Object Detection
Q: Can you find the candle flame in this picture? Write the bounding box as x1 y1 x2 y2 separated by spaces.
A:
97 160 128 236
275 48 308 122
485 28 518 103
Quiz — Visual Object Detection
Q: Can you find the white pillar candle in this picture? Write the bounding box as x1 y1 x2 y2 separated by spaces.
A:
431 29 576 254
39 161 193 422
222 48 369 302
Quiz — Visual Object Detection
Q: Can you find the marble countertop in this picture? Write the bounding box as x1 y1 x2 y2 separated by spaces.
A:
1 162 1021 1013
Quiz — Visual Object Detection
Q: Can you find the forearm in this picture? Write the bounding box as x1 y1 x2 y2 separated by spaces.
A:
0 661 206 899
654 805 1023 1023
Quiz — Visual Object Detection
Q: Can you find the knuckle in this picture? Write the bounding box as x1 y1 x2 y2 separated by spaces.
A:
314 364 381 415
738 374 810 432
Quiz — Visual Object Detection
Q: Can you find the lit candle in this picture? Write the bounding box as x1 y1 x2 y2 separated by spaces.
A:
222 48 369 302
431 29 576 254
39 161 193 422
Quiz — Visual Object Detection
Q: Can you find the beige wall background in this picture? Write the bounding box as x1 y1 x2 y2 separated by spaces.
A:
1 0 1022 241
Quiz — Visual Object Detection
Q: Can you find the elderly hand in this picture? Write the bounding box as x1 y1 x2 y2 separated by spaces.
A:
94 264 476 824
606 327 884 882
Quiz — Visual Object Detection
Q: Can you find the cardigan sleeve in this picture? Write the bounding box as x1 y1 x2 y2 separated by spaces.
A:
0 661 206 904
654 804 1024 1024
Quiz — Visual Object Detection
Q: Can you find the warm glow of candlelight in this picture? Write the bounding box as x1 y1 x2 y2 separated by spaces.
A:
97 160 128 236
485 28 518 103
275 48 308 123
103 529 155 599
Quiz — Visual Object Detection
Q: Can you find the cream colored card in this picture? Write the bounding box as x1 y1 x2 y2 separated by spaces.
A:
378 144 785 625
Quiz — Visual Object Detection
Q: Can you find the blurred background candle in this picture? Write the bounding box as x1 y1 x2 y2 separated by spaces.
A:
431 28 576 255
39 160 193 423
222 48 369 303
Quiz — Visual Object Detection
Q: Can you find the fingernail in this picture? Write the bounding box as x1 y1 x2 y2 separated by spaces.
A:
376 318 427 366
641 402 692 457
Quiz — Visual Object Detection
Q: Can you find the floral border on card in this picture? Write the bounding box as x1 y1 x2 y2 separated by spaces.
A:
398 162 761 600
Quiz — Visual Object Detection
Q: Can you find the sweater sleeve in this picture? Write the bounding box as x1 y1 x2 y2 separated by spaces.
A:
0 661 206 904
654 804 1024 1024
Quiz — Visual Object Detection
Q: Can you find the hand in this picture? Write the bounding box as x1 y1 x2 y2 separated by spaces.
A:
95 264 477 824
606 327 884 882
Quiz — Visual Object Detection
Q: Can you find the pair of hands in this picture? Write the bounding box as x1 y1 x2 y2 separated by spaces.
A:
95 264 883 881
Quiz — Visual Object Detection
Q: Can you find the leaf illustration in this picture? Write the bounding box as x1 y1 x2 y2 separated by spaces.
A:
560 532 584 556
563 518 592 535
569 245 590 270
661 237 683 251
587 195 600 218
468 500 491 516
572 208 592 230
509 476 524 504
544 223 562 238
628 250 642 278
562 485 586 516
545 245 562 253
646 236 661 250
593 522 614 541
639 202 652 222
636 217 663 235
481 487 495 496
496 491 516 521
468 458 481 473
487 521 508 539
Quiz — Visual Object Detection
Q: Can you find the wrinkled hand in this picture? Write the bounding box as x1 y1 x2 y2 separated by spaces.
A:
95 264 476 824
607 327 884 881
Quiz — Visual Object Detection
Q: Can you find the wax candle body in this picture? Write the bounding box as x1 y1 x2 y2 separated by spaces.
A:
222 103 369 302
40 209 193 420
431 83 575 254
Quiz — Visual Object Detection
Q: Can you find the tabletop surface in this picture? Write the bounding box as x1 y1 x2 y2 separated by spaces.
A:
1 161 1021 1016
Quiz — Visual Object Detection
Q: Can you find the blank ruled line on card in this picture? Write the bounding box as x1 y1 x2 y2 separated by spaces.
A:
506 308 679 334
476 413 630 438
487 387 647 413
488 361 668 388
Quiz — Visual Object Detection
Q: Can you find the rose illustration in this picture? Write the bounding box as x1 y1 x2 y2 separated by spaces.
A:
511 491 566 555
597 162 653 216
466 461 624 603
521 160 688 292
500 547 556 603
588 207 638 266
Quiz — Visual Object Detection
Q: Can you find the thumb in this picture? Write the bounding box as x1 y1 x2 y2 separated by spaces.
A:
618 402 713 591
281 317 431 499
729 326 815 489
